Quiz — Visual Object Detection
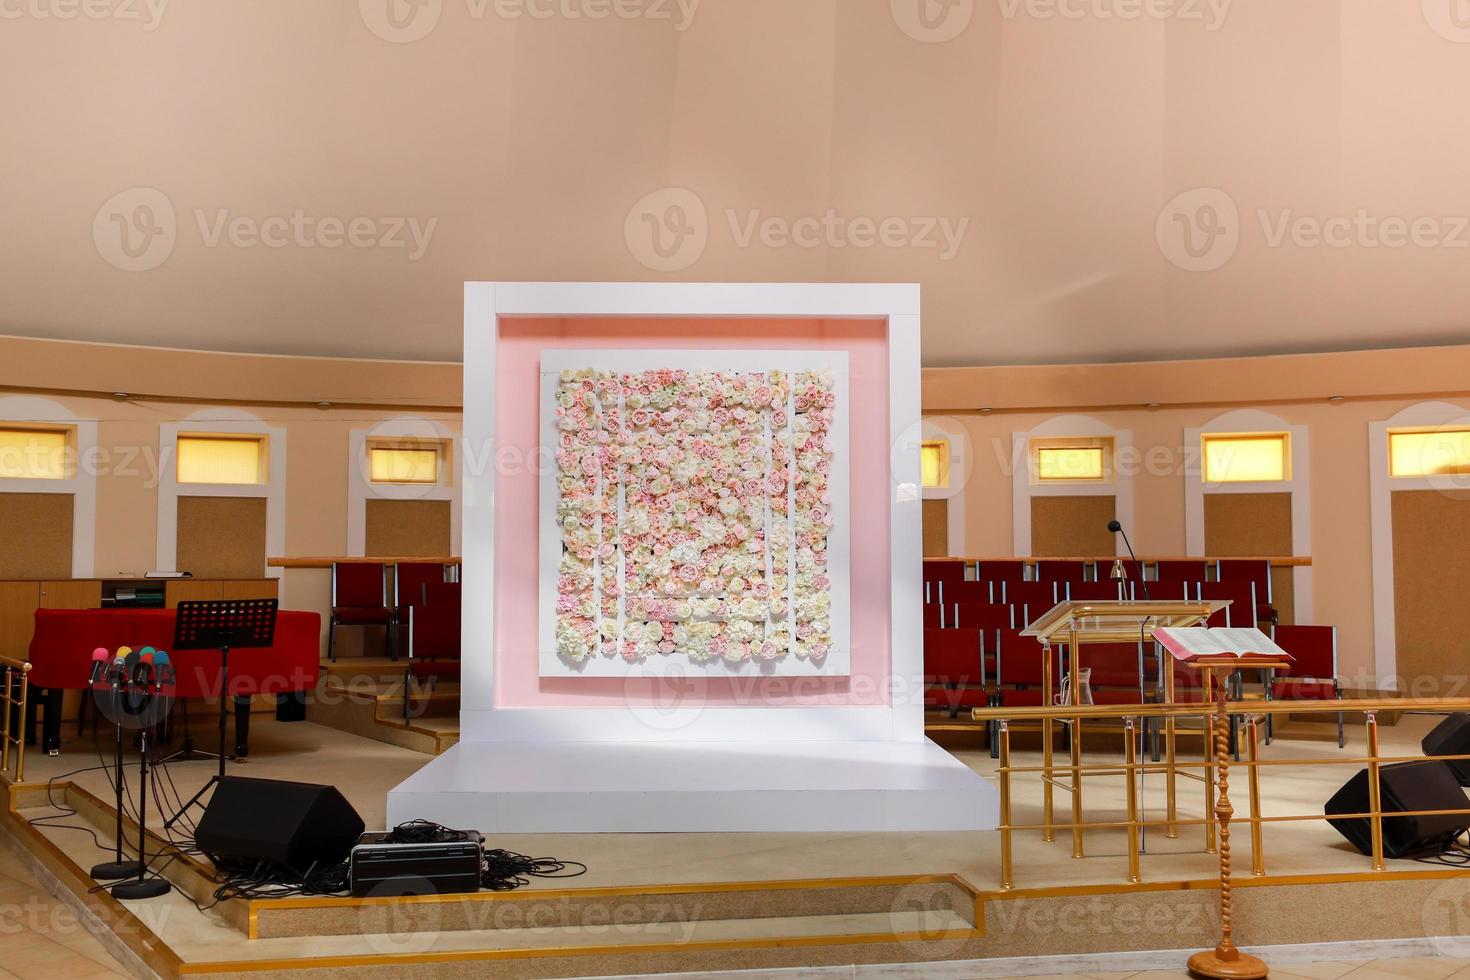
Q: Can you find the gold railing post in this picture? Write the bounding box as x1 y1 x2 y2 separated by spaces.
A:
1366 711 1384 872
1125 716 1141 884
1041 640 1055 843
1165 661 1179 839
0 665 11 775
999 720 1014 890
1069 627 1084 859
1247 718 1264 876
16 674 26 783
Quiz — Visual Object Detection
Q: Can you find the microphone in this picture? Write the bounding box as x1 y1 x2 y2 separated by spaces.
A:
88 648 110 686
133 651 155 689
152 650 174 688
1107 520 1151 601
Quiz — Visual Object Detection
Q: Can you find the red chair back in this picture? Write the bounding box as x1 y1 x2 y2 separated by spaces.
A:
1035 561 1090 584
1197 581 1257 627
923 603 946 629
1154 560 1212 584
952 602 1014 631
396 562 450 608
923 628 984 684
333 562 386 609
1218 559 1271 601
1002 580 1059 611
996 628 1058 687
943 580 997 605
1086 641 1154 690
923 560 966 584
1065 581 1131 602
976 560 1028 584
409 582 461 660
1272 625 1336 679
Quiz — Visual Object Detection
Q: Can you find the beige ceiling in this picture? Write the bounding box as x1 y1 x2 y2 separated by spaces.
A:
2 1 1469 367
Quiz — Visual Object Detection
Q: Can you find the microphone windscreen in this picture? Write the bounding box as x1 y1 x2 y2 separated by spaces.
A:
91 647 109 662
115 645 132 660
139 646 155 657
123 650 140 671
153 650 170 666
1107 520 1123 533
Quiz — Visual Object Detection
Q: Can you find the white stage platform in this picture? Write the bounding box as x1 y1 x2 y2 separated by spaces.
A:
386 739 999 833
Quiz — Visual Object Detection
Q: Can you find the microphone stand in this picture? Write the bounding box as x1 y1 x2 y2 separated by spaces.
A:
110 665 170 900
90 659 142 882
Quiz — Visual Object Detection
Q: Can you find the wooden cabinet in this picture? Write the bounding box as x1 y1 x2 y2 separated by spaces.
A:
165 579 277 607
38 580 102 610
0 582 41 662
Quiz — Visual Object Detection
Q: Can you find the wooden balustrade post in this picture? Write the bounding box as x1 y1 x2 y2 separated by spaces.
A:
1188 665 1268 979
999 720 1014 890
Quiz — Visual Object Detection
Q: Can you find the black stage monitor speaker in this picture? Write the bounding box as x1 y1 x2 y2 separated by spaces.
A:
1423 713 1470 786
195 776 364 876
1325 760 1470 859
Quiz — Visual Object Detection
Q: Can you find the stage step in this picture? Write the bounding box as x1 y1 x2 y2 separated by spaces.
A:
307 676 458 756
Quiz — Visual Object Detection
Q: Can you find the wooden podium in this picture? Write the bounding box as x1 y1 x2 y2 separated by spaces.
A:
1155 627 1293 980
1021 600 1226 856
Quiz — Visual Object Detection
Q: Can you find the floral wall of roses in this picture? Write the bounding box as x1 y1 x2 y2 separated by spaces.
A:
541 353 850 677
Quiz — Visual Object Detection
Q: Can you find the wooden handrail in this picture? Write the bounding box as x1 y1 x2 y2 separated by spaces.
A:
929 555 1311 567
973 696 1457 723
268 556 462 569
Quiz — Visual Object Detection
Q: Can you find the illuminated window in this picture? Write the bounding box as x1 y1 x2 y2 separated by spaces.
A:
921 440 949 489
1032 438 1111 482
0 427 71 480
1203 433 1289 483
1389 428 1470 477
369 443 442 485
176 435 266 485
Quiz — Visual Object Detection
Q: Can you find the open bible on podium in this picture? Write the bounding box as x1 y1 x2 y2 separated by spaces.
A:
1019 599 1227 858
1154 626 1292 980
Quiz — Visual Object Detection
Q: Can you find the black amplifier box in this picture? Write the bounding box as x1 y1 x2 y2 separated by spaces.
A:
349 830 483 898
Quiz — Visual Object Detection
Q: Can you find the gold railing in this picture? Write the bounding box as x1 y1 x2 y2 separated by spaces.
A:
973 697 1470 891
0 655 32 783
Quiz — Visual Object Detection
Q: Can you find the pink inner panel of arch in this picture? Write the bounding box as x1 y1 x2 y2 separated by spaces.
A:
493 316 892 708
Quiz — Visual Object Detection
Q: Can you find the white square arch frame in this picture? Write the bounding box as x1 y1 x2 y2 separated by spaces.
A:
460 282 925 743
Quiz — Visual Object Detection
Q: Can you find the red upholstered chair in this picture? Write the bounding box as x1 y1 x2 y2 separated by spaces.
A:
1270 624 1343 747
393 562 452 657
994 627 1062 707
403 580 461 720
1084 641 1157 705
923 603 948 629
923 560 967 604
1219 559 1277 625
952 602 1015 632
329 562 390 662
923 628 987 718
1197 581 1257 628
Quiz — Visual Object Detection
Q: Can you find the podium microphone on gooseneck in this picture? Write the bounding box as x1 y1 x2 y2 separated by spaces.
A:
1107 519 1151 601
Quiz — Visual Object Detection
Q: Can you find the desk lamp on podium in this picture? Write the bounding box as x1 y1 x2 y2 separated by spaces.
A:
1155 625 1293 980
164 599 277 829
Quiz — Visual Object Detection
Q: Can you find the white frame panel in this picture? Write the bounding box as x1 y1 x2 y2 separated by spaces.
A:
1012 415 1133 557
346 417 462 558
0 396 97 577
156 411 286 580
1184 410 1312 623
462 281 924 743
1368 401 1470 690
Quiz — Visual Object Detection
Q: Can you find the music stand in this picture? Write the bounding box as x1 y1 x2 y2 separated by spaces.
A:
164 599 277 830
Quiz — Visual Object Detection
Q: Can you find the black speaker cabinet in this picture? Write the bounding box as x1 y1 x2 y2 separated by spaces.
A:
195 776 364 876
1423 713 1470 786
1325 759 1469 859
